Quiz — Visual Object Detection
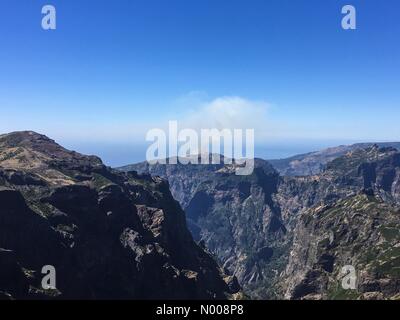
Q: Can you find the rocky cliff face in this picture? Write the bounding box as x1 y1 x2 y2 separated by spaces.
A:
121 157 225 210
282 192 400 300
123 145 400 300
121 159 289 298
277 145 400 226
280 145 400 300
0 132 239 300
183 161 288 296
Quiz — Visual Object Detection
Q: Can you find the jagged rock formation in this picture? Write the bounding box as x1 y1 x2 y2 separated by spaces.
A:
276 145 400 225
283 192 400 300
122 145 400 300
122 156 225 210
281 145 400 300
120 158 289 298
0 131 239 300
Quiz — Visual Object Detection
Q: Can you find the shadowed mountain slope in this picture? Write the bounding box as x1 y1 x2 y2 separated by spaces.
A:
121 145 400 299
0 131 240 300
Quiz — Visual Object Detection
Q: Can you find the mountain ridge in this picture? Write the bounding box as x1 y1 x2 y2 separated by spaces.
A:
268 142 400 176
120 144 400 299
0 131 240 300
2 131 400 300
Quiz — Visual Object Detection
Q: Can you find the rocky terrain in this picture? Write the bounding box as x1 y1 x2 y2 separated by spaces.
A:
269 142 400 176
281 146 400 300
2 131 399 300
283 192 400 300
0 131 240 300
120 158 289 298
123 145 400 300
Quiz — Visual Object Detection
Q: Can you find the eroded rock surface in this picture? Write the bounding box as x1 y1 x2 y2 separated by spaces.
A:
0 131 239 300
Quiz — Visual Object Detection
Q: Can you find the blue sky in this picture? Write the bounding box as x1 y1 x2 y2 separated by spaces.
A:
1 0 399 165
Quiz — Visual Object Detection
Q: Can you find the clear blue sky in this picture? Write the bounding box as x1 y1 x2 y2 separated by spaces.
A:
1 0 399 165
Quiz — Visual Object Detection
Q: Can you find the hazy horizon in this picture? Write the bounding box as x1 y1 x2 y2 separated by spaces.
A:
1 0 399 166
61 137 399 167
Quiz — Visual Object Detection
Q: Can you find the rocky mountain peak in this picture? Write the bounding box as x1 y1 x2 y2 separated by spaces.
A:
0 131 239 300
0 132 103 185
0 131 102 164
1 130 53 144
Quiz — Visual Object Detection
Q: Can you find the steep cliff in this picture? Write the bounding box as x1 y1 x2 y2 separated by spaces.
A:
0 131 239 300
122 145 400 300
283 193 400 300
281 146 400 300
123 158 290 298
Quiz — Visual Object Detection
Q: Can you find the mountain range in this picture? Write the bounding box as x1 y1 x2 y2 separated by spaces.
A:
121 143 400 299
1 131 399 300
268 142 400 176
